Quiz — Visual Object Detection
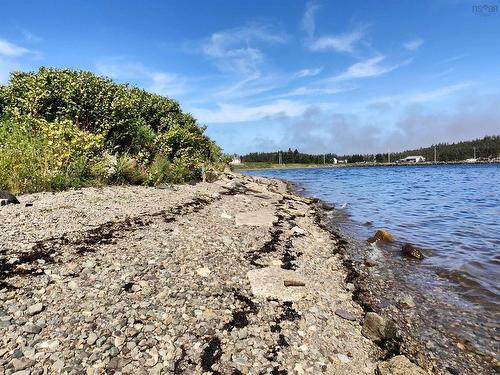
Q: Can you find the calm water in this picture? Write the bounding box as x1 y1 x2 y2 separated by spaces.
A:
246 164 500 356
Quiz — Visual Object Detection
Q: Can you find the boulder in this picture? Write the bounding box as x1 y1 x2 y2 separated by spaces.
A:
362 312 398 341
369 229 395 243
377 355 427 375
0 191 20 205
402 243 424 260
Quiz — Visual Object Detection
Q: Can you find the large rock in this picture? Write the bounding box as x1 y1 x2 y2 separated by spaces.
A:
377 355 427 375
0 191 20 205
235 210 276 227
402 243 424 260
362 312 398 341
369 229 395 243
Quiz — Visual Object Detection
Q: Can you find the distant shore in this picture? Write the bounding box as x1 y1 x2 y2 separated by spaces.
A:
233 160 500 171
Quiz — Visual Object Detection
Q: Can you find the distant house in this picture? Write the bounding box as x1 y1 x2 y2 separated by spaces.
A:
332 158 338 164
230 156 241 165
397 155 426 163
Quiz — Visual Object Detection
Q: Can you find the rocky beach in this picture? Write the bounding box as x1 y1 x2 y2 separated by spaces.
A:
0 172 458 374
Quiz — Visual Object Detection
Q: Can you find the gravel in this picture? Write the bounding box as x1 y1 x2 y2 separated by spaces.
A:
0 172 413 374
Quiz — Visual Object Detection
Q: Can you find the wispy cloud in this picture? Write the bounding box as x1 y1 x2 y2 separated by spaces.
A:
275 85 353 98
309 28 366 53
367 81 475 109
295 67 322 78
330 55 409 81
201 24 287 76
192 99 309 123
0 39 30 57
301 1 319 38
403 38 424 51
96 60 186 97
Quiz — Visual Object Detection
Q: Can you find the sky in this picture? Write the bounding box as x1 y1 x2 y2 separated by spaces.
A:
1 0 499 155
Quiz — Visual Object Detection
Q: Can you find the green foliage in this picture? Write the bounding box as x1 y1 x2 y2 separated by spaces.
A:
145 157 194 186
0 67 224 193
0 117 101 193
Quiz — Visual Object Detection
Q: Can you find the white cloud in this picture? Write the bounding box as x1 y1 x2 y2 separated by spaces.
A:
202 24 287 75
0 39 30 57
276 86 350 98
367 82 475 109
96 60 185 97
191 99 309 123
295 67 322 78
309 29 366 53
330 55 401 81
403 38 423 51
301 1 319 38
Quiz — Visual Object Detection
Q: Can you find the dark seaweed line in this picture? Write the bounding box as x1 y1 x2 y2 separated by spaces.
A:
0 195 218 288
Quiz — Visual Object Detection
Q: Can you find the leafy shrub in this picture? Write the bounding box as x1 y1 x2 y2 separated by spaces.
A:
0 67 224 193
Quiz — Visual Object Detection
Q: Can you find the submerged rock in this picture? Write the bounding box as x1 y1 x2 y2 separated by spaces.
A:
362 312 398 341
368 229 395 243
377 355 427 375
402 243 424 260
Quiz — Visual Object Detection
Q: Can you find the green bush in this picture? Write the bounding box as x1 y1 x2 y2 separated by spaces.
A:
0 67 225 194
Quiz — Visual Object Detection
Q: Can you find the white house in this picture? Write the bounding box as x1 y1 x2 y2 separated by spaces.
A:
397 155 426 163
230 156 241 165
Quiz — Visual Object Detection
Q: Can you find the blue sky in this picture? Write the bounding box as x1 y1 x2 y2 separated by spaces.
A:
1 0 499 154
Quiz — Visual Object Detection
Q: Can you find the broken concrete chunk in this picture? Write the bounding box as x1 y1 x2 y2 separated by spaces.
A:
235 210 276 227
247 266 306 301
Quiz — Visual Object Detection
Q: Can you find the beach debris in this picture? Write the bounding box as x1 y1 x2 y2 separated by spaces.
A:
402 243 424 260
0 191 20 205
376 355 427 375
397 295 416 309
361 312 398 341
291 226 305 235
335 309 357 321
368 229 395 243
284 280 306 287
247 266 306 301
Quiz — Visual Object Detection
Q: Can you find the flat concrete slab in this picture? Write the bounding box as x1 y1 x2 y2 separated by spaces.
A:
235 210 276 227
247 266 307 301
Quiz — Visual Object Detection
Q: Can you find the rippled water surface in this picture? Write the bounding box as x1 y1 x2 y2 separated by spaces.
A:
246 164 500 358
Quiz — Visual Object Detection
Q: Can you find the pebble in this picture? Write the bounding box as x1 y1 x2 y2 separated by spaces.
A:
27 303 44 315
335 309 357 321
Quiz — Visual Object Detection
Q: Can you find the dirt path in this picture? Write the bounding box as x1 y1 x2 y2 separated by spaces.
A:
0 173 426 374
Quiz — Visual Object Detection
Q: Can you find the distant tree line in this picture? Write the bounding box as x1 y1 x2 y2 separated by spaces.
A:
241 136 500 164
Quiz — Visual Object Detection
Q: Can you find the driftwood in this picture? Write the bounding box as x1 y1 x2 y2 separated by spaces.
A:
284 280 306 287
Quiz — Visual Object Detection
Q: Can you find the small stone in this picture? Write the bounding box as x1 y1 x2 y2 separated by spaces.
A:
397 295 416 309
402 243 424 260
51 359 64 372
87 333 98 345
27 303 43 315
369 229 395 243
346 283 355 292
335 309 357 321
291 226 305 235
23 324 42 334
337 353 351 363
39 339 60 351
196 267 211 277
109 346 120 357
220 212 232 219
11 358 34 371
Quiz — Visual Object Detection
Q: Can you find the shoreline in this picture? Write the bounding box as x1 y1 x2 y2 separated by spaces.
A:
234 160 500 171
252 173 498 375
0 172 492 374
